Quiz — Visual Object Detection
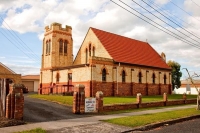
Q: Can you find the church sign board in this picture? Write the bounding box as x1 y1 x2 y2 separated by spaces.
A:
85 98 96 113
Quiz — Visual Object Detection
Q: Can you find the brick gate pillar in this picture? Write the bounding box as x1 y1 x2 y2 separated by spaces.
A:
6 84 24 120
73 84 85 114
96 91 103 113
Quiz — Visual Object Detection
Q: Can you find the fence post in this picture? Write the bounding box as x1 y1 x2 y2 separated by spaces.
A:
96 91 103 113
163 93 168 106
137 93 142 108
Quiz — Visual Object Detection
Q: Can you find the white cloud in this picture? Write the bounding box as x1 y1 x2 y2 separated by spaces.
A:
1 0 200 76
184 0 200 16
154 0 170 5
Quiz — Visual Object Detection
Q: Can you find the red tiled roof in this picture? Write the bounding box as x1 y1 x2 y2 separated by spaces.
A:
91 28 171 70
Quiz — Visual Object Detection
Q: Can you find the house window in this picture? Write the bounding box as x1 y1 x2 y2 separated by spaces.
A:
138 72 142 83
59 39 63 54
102 68 106 82
85 48 88 64
164 74 167 84
152 73 156 84
64 41 67 54
122 70 126 83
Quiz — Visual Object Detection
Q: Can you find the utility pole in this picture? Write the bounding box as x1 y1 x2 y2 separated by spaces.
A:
183 68 200 110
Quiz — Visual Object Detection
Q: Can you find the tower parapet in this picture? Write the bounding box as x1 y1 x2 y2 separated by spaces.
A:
45 22 72 36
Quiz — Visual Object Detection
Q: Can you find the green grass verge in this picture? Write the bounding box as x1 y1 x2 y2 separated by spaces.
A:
103 108 200 128
29 94 73 106
28 94 197 106
101 104 195 115
14 128 46 133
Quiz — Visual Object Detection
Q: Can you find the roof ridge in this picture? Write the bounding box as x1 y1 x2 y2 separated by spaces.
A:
90 27 148 44
0 62 16 74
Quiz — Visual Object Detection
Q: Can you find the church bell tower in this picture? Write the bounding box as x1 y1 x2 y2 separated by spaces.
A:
41 22 73 70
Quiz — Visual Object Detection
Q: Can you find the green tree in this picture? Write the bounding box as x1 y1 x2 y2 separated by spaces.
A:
167 60 182 90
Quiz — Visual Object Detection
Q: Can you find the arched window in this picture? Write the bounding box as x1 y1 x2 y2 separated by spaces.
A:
46 41 49 54
122 70 126 83
48 40 51 54
164 74 167 84
59 39 63 54
102 68 106 82
152 73 156 84
93 46 95 56
138 72 142 83
56 72 60 83
64 41 67 54
89 44 91 56
85 48 88 64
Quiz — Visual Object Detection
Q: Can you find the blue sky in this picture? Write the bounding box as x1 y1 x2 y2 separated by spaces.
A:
0 0 200 80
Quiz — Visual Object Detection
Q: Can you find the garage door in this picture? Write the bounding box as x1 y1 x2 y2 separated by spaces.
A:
22 81 34 92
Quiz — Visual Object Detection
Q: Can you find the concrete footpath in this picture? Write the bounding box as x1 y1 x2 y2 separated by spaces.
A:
0 105 197 133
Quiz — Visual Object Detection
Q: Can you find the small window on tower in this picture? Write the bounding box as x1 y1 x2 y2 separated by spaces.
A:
59 39 63 54
64 41 67 54
48 40 51 54
46 41 49 55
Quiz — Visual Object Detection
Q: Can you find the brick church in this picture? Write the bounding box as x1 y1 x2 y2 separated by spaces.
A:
39 22 172 97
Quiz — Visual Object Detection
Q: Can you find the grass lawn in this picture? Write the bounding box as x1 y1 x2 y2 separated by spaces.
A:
103 108 200 128
14 128 46 133
28 94 197 106
29 94 73 106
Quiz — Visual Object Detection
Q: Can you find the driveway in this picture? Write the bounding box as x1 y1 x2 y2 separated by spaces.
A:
23 93 90 123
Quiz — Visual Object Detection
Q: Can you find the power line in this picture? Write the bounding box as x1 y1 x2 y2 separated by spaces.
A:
133 0 200 45
112 0 200 49
147 0 200 39
169 0 200 22
0 17 40 63
0 29 40 63
191 0 200 8
0 17 40 60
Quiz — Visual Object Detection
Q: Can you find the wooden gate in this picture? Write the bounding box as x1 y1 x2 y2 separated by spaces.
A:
0 79 6 117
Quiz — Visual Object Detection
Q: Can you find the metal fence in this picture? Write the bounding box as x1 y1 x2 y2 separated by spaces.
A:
39 84 74 95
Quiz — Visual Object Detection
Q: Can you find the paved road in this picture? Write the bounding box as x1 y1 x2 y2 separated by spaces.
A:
0 103 197 133
23 94 91 123
142 118 200 133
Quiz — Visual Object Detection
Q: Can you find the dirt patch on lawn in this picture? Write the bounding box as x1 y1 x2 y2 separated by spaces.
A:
0 117 26 128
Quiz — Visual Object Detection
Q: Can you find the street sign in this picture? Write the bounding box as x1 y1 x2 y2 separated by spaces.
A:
85 98 96 113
